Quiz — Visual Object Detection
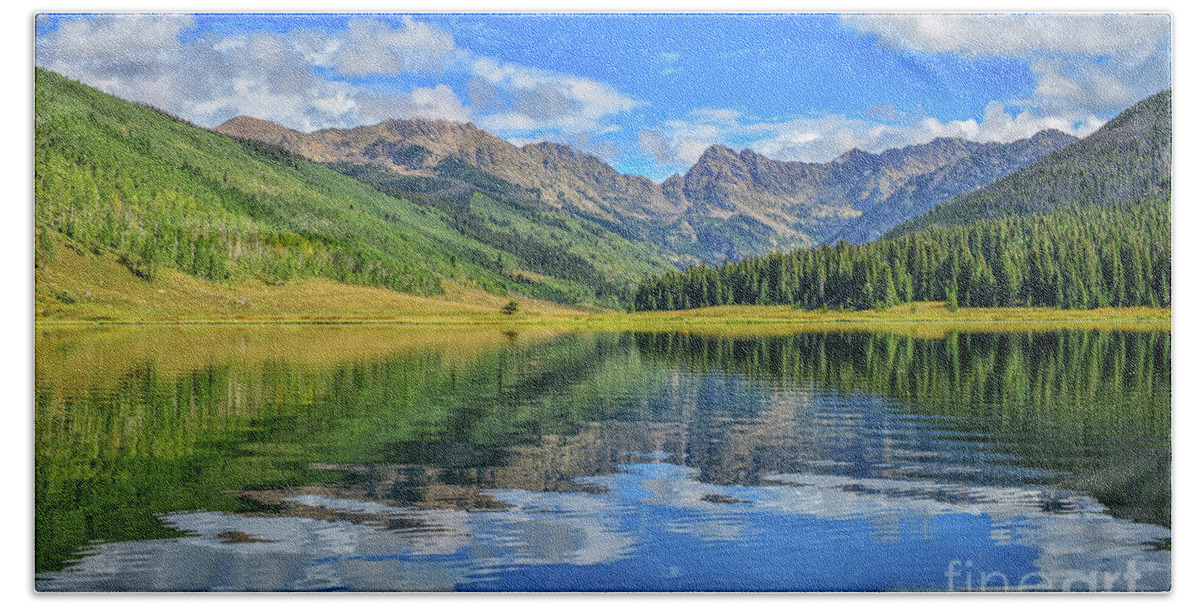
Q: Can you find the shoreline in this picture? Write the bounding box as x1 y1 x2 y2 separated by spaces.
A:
34 304 1171 333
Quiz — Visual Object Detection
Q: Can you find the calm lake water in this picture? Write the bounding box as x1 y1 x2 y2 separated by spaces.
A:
35 326 1170 592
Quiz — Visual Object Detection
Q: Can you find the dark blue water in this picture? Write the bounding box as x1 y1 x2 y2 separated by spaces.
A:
35 329 1171 591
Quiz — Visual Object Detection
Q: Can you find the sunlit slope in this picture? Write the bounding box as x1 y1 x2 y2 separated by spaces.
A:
34 68 671 311
35 235 583 322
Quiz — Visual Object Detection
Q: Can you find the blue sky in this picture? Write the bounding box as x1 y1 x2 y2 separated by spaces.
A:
35 13 1171 180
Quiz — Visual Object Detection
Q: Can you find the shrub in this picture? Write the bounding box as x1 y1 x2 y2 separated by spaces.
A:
53 289 80 305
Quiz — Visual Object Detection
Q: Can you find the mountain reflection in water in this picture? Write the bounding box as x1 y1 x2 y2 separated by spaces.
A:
35 327 1170 591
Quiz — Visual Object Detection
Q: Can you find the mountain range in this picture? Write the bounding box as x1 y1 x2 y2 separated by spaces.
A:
216 115 1075 263
35 66 1167 314
633 88 1171 312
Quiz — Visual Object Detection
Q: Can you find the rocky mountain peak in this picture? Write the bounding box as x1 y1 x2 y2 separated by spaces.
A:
832 147 878 168
686 144 752 184
695 144 742 164
1027 129 1076 147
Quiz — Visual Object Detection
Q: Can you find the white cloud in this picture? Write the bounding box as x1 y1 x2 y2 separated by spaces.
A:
843 13 1168 59
36 13 195 67
843 13 1171 117
36 14 198 111
470 57 637 134
320 17 460 77
354 84 471 124
645 101 1103 169
36 14 636 141
638 129 673 164
914 101 1102 144
37 15 468 131
637 109 748 166
42 13 1144 177
751 107 1103 163
644 14 1167 172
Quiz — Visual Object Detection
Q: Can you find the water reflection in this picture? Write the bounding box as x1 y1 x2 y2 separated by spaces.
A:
35 327 1170 591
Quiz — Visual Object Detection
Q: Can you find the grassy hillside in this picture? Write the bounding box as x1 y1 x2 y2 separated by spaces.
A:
34 68 674 311
35 235 585 323
887 89 1171 237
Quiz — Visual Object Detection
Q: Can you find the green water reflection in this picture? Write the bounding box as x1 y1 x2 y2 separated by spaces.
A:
35 326 1169 578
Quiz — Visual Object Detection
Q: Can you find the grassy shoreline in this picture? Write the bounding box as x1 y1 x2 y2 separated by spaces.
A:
35 245 1169 334
36 302 1170 335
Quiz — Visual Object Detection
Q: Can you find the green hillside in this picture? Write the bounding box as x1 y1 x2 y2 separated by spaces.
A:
887 89 1171 237
34 68 674 310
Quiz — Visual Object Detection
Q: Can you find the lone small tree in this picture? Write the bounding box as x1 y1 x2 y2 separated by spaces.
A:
945 283 959 312
501 300 519 315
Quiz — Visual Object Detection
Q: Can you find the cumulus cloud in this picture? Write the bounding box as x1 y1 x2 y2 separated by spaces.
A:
36 15 473 131
645 101 1103 169
465 77 501 110
35 14 636 139
637 110 740 166
320 17 460 77
843 13 1171 116
844 13 1168 59
750 105 1105 163
915 101 1106 144
638 129 674 164
639 14 1168 171
470 56 637 134
41 13 1155 177
36 14 200 111
36 13 195 70
354 84 471 125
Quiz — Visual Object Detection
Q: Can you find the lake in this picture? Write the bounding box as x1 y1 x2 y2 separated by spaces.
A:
34 325 1171 592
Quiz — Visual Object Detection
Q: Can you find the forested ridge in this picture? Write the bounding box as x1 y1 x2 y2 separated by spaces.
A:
633 198 1170 311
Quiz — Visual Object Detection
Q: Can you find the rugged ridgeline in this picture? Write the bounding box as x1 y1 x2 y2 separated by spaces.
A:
682 132 1075 250
34 68 675 309
887 90 1171 237
217 116 1071 264
215 116 693 260
829 130 1077 243
633 90 1171 312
